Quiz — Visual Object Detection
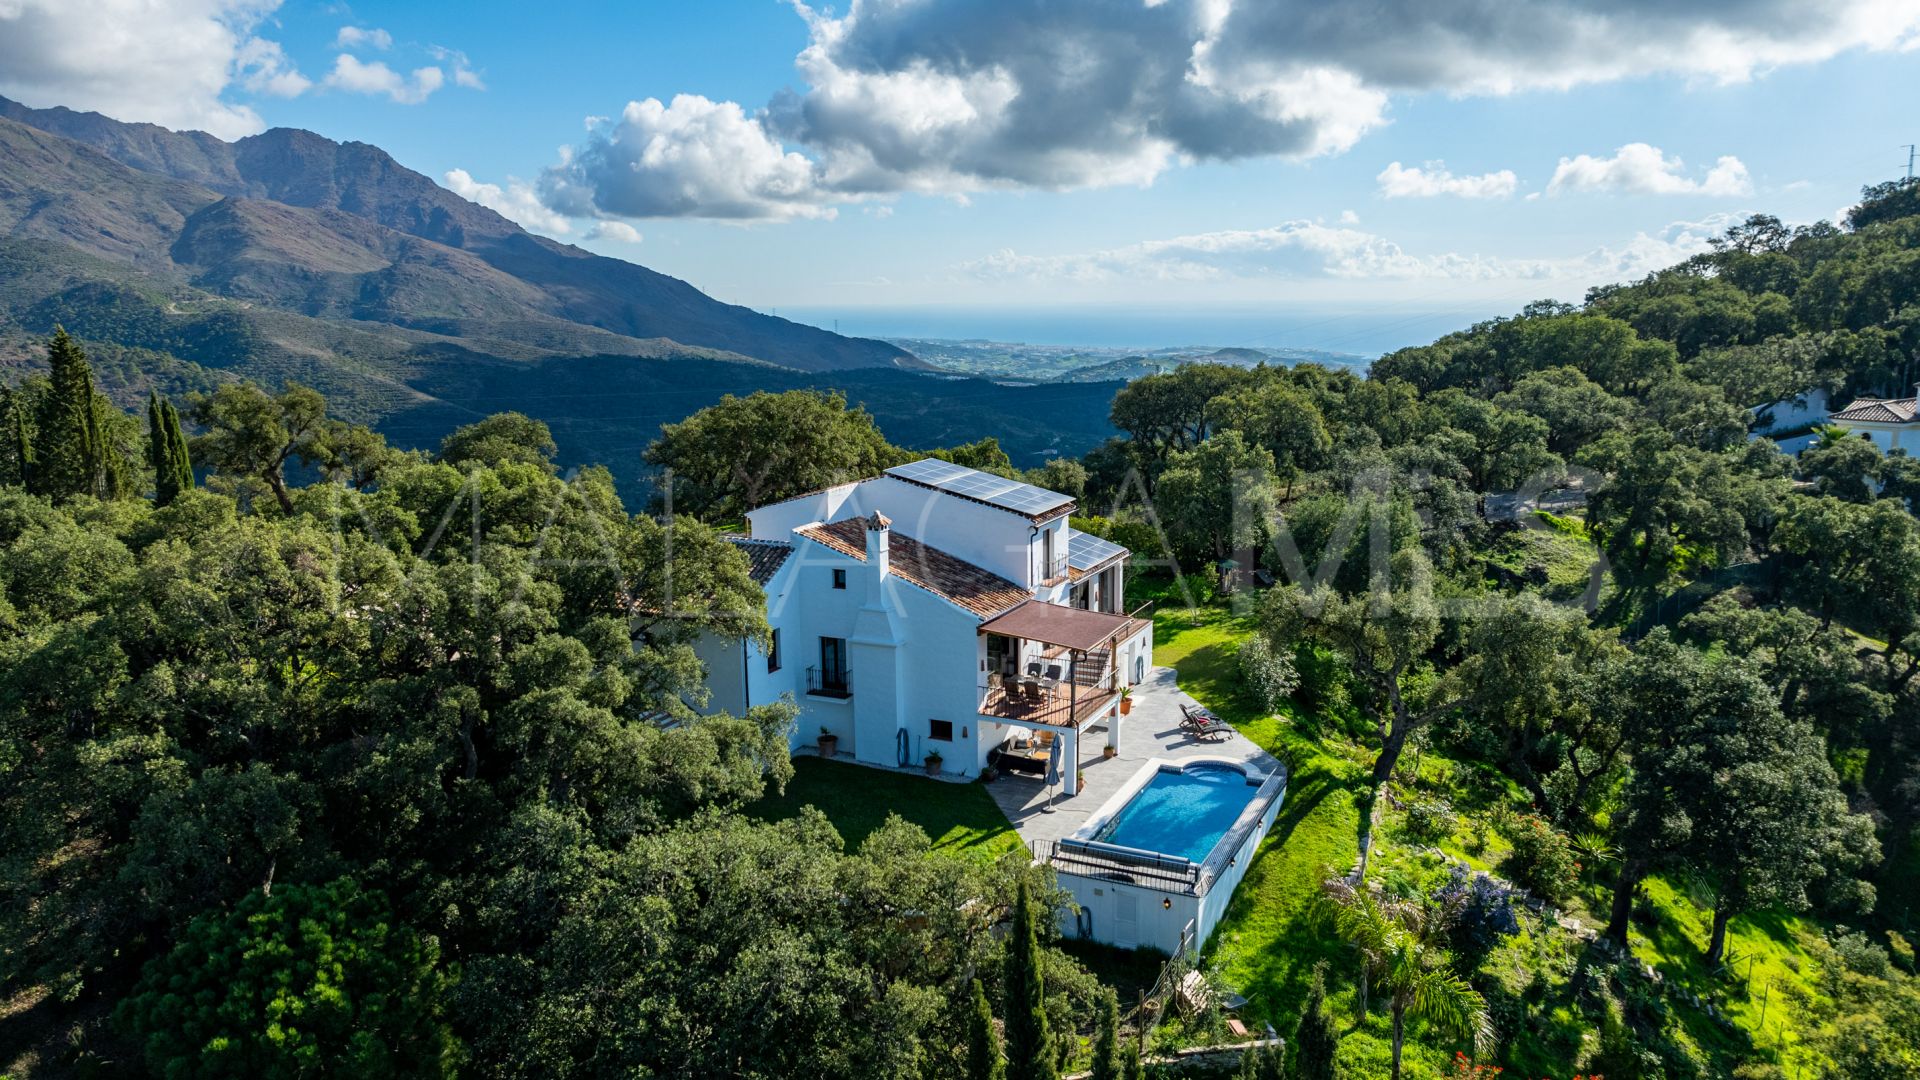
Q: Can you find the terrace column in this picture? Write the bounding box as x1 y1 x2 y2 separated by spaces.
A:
1061 728 1079 796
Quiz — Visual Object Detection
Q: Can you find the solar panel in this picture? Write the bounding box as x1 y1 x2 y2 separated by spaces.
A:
885 458 1074 517
1066 528 1127 570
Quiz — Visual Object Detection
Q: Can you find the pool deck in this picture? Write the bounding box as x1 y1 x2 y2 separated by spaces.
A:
988 665 1278 848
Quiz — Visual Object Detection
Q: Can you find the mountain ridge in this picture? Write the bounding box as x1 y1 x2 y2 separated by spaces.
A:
0 95 917 374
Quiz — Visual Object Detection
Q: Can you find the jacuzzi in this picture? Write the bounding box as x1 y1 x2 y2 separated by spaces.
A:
1046 757 1286 956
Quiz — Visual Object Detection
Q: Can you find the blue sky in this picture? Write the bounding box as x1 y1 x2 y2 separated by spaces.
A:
3 1 1917 350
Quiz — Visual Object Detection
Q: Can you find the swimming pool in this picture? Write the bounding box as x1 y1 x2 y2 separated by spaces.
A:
1092 762 1260 864
1051 756 1286 955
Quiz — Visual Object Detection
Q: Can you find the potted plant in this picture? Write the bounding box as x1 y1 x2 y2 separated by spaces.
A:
924 749 944 776
817 727 838 758
1118 684 1134 716
1103 742 1118 759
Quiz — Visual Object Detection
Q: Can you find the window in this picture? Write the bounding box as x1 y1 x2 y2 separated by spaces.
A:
811 636 850 697
767 628 781 673
929 719 954 742
832 568 847 589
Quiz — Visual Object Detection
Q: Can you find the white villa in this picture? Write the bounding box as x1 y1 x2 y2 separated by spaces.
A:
693 458 1154 797
1831 387 1920 452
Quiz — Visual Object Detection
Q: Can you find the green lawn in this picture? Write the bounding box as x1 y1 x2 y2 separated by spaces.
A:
746 756 1024 862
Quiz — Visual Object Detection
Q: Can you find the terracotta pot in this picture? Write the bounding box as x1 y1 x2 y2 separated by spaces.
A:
1103 745 1117 759
818 735 838 758
1119 698 1133 716
925 758 943 776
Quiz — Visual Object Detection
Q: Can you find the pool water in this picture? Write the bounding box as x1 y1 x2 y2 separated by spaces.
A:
1094 763 1255 863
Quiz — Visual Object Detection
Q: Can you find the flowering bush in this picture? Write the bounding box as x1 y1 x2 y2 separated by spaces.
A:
1500 813 1578 905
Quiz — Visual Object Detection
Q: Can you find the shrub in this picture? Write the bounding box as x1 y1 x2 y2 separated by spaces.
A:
1435 866 1521 975
1832 927 1892 978
1402 797 1458 843
1236 635 1298 711
1500 813 1578 904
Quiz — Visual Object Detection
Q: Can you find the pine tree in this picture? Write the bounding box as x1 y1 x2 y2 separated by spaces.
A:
968 978 1005 1080
34 329 111 499
1090 989 1120 1080
148 393 192 506
1289 963 1338 1080
1003 879 1056 1080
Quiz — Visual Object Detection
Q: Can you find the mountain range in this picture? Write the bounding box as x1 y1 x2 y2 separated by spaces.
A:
0 97 1124 497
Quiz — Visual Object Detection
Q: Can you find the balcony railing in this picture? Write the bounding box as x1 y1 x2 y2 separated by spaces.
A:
979 662 1118 726
806 665 852 699
1042 554 1070 582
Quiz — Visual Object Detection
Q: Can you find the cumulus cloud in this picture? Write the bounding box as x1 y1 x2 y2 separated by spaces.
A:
444 168 573 236
0 0 307 138
1377 161 1519 199
1546 142 1752 196
538 0 1918 221
540 95 835 221
587 221 644 243
960 215 1729 286
335 26 393 51
325 54 445 105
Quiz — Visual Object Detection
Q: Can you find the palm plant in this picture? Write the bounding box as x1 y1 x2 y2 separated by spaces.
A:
1811 423 1855 451
1322 877 1491 1080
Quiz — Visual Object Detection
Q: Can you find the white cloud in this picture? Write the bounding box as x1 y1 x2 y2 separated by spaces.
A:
1376 161 1519 199
960 215 1728 287
587 221 644 243
1546 143 1752 197
443 168 573 236
540 95 836 221
539 0 1918 220
0 0 307 138
236 36 310 98
335 26 393 51
429 46 485 90
325 54 445 105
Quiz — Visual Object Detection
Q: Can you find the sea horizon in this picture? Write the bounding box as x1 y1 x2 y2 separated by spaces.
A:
778 304 1509 359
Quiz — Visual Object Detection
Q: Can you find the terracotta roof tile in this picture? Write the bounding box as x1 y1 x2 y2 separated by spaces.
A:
723 536 793 585
1834 397 1920 423
796 518 1030 617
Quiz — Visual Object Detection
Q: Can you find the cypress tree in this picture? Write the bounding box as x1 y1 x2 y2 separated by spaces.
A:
35 328 110 499
968 977 1004 1080
1289 963 1338 1080
165 398 193 499
4 389 29 490
1002 879 1056 1080
1090 989 1120 1080
148 393 192 506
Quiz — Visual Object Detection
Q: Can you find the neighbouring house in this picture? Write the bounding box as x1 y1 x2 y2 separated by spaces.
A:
1830 387 1920 452
692 458 1154 796
1748 387 1830 435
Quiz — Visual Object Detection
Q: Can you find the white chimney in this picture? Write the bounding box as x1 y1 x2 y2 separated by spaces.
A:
865 512 891 580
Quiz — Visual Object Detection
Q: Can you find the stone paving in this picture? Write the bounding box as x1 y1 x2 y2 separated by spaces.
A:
986 665 1279 848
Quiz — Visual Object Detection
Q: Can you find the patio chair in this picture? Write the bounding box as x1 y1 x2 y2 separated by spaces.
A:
1021 679 1044 705
1025 661 1043 679
1180 702 1220 724
1187 718 1232 742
